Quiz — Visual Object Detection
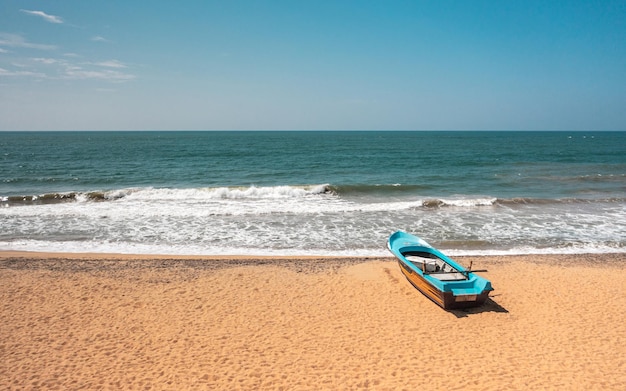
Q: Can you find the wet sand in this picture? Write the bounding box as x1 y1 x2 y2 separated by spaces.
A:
1 252 625 390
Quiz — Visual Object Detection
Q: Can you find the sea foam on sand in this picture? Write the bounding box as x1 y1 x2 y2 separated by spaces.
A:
1 252 625 390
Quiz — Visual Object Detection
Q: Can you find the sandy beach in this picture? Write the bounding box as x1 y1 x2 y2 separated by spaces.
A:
1 252 625 390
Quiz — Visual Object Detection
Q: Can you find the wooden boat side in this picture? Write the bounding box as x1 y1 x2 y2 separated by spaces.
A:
398 258 490 309
397 258 447 308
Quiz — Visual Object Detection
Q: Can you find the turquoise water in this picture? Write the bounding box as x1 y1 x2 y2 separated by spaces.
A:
1 131 625 255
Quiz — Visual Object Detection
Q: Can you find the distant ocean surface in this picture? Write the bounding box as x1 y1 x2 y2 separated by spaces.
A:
1 131 625 256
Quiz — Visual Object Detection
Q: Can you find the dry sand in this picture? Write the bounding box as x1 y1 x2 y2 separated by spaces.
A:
1 251 625 390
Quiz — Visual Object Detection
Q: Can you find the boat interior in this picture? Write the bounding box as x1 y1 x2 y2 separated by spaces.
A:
403 251 468 281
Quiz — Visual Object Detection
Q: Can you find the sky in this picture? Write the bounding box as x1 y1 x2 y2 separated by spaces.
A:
0 0 625 131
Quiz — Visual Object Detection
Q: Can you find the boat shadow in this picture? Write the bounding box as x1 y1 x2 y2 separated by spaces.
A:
448 296 508 318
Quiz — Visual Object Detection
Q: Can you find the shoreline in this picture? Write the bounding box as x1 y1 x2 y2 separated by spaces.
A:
2 251 625 390
2 250 626 271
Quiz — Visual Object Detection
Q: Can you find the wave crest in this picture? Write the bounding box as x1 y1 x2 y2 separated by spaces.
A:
422 198 497 208
1 184 334 206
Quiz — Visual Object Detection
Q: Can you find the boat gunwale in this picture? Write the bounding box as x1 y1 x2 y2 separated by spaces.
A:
392 245 482 291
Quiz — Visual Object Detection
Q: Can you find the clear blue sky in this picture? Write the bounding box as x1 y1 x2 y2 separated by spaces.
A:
1 0 625 130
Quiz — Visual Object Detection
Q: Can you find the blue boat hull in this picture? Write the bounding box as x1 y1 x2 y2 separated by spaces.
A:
387 231 493 309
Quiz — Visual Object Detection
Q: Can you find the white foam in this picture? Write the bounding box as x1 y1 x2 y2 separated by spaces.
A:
2 186 624 257
110 184 331 201
1 239 623 257
440 197 498 207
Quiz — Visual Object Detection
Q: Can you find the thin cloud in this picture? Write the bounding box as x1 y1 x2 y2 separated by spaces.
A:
0 33 56 50
20 9 64 24
91 36 110 43
62 61 135 81
63 68 135 81
32 58 59 65
94 60 127 69
0 48 7 53
0 57 135 82
0 67 46 78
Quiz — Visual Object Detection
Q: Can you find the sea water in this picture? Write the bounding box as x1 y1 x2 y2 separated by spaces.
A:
1 131 624 256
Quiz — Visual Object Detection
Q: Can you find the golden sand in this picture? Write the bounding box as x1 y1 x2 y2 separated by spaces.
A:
1 252 625 390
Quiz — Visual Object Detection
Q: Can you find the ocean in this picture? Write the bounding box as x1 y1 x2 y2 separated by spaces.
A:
1 131 625 256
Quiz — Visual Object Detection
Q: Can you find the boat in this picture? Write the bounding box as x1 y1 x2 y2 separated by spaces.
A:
387 231 493 309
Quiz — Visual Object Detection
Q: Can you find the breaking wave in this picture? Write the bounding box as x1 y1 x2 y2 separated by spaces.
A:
2 184 625 208
1 184 334 206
